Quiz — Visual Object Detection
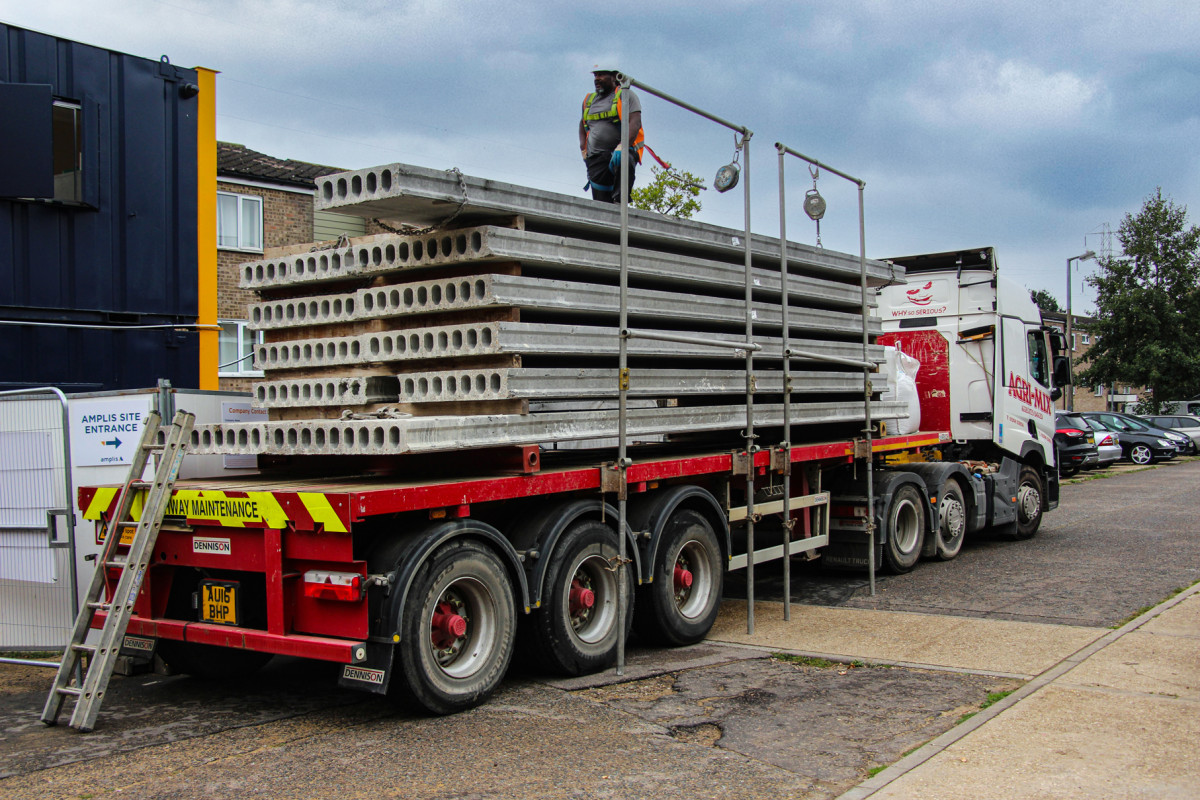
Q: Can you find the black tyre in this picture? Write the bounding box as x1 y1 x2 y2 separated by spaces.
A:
934 480 967 561
1012 464 1044 540
882 484 925 573
531 520 633 676
397 539 516 715
157 641 273 680
1129 444 1154 465
636 509 723 647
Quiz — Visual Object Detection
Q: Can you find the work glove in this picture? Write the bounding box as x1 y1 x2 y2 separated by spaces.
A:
608 146 622 174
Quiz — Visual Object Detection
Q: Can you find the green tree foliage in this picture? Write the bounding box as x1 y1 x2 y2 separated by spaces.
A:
630 166 705 219
1079 188 1200 412
1029 288 1061 313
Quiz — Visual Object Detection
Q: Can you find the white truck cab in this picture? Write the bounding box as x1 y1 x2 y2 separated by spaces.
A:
871 247 1068 541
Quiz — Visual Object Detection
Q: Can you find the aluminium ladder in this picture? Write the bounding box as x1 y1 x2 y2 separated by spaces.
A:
41 409 195 732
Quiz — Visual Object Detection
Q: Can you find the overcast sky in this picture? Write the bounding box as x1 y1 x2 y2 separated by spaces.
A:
5 1 1198 313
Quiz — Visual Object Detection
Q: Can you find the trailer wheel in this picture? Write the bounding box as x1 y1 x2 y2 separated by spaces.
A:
934 481 967 561
882 484 925 573
157 641 273 680
1012 465 1044 540
531 520 633 676
636 509 723 646
398 539 515 715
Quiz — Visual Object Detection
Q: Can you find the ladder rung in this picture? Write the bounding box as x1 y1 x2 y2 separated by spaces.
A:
142 442 166 451
129 480 152 489
71 643 96 654
87 601 111 611
56 687 82 697
104 559 127 569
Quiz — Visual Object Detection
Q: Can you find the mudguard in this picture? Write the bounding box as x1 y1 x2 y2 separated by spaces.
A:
372 519 531 641
626 485 729 584
504 498 642 608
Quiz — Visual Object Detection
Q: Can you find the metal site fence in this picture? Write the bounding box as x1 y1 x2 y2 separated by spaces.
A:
0 388 78 667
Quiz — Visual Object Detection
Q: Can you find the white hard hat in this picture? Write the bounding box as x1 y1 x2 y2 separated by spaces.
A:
591 64 619 74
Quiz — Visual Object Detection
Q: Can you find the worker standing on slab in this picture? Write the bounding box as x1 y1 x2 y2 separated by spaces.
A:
580 66 642 203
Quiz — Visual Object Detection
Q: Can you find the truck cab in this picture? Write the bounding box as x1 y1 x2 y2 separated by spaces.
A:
876 247 1061 468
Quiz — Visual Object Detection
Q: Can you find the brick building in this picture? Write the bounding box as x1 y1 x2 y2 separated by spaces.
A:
1042 311 1143 412
215 143 375 391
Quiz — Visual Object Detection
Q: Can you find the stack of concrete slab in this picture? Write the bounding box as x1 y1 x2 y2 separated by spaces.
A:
187 162 906 458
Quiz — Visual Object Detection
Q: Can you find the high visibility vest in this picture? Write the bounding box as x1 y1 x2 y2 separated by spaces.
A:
582 89 644 159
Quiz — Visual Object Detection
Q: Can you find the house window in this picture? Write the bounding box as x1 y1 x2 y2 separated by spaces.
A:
217 192 263 251
52 101 83 202
1071 333 1079 351
1082 333 1090 345
1093 385 1104 396
218 320 262 376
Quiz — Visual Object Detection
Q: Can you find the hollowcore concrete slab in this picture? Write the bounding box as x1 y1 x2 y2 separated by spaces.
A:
709 601 1103 677
869 685 1200 800
313 162 899 286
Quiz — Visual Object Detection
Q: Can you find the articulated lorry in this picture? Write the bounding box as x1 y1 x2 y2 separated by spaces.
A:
49 164 1068 728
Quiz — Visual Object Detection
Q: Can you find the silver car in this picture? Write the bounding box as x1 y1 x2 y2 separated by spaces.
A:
1140 415 1200 455
1082 417 1121 467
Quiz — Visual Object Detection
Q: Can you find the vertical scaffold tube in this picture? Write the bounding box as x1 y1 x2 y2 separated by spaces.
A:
616 79 631 674
742 135 756 636
776 146 792 622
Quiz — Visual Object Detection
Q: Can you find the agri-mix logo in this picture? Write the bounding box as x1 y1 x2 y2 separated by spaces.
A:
1007 372 1053 415
906 280 935 306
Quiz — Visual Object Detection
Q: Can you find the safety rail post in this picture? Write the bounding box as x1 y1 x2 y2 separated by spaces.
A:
615 73 759 660
775 144 877 596
0 387 80 669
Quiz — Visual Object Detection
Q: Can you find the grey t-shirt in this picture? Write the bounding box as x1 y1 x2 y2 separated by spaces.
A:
583 88 641 156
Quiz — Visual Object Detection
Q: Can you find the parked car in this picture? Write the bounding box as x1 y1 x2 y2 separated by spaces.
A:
1081 417 1122 468
1054 411 1099 476
1139 415 1200 455
1081 412 1180 465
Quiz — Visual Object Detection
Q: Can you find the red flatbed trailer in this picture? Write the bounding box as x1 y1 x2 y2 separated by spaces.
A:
79 430 951 713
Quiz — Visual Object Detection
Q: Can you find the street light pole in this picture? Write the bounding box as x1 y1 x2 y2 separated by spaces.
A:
1065 250 1096 410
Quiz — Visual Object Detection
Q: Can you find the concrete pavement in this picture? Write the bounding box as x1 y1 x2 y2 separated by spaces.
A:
707 582 1200 799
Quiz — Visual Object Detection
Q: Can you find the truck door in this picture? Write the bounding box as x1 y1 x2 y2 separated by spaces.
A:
997 316 1055 463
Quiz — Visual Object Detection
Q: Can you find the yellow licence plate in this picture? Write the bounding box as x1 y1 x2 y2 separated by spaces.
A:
199 580 239 626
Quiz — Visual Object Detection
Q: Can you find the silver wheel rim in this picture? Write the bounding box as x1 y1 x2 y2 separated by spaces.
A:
941 495 966 546
428 576 496 679
1018 483 1041 524
672 538 714 620
1132 446 1151 465
564 551 617 646
892 497 921 554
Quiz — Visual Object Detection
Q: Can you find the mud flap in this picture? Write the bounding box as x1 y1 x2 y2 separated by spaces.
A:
338 641 394 695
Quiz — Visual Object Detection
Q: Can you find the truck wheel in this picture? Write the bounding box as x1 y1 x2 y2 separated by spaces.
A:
531 520 633 676
882 484 925 573
1012 465 1044 540
636 509 723 646
157 641 273 680
398 539 515 715
935 481 967 561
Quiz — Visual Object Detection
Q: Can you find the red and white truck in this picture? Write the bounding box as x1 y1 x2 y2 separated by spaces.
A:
78 246 1067 715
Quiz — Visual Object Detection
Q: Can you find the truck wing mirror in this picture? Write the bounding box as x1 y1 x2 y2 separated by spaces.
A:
1053 355 1072 386
1047 330 1067 355
1050 387 1063 402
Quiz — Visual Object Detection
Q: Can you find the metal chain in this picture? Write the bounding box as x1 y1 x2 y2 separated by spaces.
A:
371 167 470 237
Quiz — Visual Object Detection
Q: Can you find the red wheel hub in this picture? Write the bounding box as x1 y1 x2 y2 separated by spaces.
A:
674 565 693 590
569 579 595 615
431 602 467 649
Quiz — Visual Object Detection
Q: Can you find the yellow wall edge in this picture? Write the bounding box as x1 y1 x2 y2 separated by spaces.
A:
196 67 219 389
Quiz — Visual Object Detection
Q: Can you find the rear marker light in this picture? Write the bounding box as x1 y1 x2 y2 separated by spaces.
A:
303 570 364 601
